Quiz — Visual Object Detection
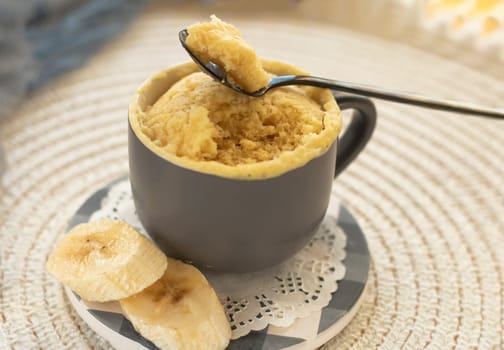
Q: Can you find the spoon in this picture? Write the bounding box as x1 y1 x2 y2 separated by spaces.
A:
179 29 504 119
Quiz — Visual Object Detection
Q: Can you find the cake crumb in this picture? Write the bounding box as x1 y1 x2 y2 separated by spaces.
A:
140 73 325 165
186 15 270 93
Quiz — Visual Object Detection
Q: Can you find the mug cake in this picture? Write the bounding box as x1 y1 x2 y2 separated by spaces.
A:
129 16 341 179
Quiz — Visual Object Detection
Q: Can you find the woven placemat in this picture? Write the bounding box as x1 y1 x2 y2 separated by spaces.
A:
1 3 503 349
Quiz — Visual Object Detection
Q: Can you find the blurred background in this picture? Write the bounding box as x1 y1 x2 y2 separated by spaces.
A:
1 0 503 175
1 0 503 118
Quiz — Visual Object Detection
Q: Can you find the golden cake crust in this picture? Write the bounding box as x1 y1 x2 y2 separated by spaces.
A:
129 60 341 179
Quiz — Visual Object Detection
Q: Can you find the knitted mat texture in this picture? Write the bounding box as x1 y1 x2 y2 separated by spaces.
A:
0 4 503 349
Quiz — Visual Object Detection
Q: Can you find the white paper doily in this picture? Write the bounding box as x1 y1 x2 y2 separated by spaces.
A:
88 178 347 339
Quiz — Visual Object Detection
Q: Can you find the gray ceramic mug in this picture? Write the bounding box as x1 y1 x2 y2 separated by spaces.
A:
128 62 376 272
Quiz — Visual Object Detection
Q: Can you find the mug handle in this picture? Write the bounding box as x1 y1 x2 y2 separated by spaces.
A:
334 94 377 178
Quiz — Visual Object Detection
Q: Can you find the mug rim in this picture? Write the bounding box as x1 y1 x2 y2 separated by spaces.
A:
128 59 342 180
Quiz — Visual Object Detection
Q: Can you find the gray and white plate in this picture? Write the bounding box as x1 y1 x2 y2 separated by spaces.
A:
66 178 370 350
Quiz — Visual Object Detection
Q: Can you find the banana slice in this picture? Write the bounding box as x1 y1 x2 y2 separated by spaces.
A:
46 219 167 302
120 257 231 350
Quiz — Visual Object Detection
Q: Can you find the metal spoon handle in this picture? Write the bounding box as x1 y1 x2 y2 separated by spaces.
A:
270 75 504 118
